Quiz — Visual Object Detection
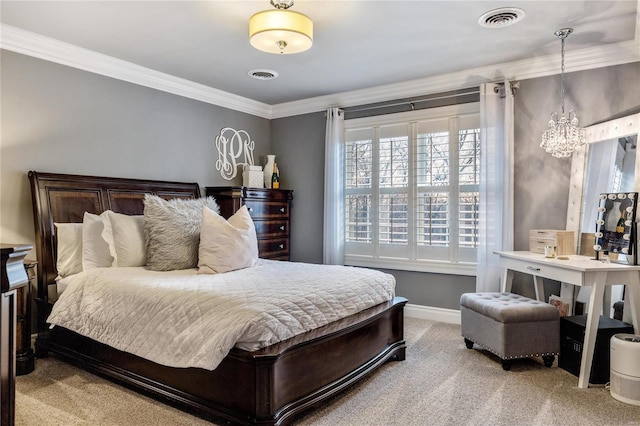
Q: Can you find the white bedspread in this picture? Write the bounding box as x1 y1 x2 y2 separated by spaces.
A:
48 260 395 370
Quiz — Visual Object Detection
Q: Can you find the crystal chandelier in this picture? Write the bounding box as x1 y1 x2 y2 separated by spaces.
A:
540 28 585 158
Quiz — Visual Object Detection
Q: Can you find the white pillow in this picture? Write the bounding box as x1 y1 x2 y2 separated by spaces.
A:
198 205 258 274
103 211 146 267
82 211 114 270
54 222 83 278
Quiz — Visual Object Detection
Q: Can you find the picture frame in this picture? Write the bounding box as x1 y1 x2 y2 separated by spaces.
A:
549 294 572 317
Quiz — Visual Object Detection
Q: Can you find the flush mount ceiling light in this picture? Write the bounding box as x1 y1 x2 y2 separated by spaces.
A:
249 0 313 54
478 7 525 28
540 28 586 158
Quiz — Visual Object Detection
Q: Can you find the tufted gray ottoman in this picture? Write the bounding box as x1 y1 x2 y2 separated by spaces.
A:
460 292 560 370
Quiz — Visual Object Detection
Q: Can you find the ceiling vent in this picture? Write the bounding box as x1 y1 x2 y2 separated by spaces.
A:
248 69 279 80
478 7 525 28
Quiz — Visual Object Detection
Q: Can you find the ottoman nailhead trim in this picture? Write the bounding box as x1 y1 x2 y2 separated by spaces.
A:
463 336 560 360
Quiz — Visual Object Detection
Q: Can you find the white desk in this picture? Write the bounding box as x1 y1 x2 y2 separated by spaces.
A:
495 251 640 389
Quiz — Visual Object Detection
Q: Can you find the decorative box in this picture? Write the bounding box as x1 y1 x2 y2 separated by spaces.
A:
242 165 263 188
529 229 575 255
579 232 596 257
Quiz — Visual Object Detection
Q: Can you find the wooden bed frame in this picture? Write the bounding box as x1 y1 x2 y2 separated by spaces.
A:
28 171 407 425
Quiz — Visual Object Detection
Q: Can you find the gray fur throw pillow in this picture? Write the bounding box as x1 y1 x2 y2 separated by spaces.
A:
143 194 220 271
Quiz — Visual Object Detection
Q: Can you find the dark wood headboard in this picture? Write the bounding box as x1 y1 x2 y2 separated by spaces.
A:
28 171 200 329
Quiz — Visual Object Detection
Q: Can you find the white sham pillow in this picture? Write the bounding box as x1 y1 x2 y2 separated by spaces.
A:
198 205 258 274
103 211 146 267
54 222 83 278
82 211 114 270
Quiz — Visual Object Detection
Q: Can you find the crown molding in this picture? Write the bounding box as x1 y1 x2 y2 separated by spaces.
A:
2 23 638 120
0 24 274 119
270 39 640 118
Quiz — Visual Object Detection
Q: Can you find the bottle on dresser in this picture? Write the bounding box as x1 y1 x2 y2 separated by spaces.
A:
272 162 280 189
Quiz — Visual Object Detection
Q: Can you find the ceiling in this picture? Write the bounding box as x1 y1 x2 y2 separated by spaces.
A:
1 1 639 116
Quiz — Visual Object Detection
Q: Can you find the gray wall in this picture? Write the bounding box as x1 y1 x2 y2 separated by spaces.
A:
271 113 326 264
514 62 640 253
273 62 640 308
511 62 640 298
2 48 638 311
1 50 272 247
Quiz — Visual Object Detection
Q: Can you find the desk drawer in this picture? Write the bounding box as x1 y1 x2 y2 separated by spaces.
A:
500 257 583 284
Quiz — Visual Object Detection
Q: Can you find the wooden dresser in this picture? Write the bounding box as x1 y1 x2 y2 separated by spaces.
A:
206 187 293 260
1 243 32 426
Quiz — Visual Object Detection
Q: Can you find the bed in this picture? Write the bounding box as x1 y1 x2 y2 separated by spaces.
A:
28 171 407 425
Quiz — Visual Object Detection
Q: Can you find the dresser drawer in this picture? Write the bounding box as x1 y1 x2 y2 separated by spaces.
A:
253 220 289 238
246 201 289 219
258 238 289 258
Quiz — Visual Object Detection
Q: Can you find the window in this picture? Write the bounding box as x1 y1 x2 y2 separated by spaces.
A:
344 103 480 275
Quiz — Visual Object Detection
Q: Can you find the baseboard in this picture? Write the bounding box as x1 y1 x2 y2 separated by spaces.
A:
404 303 461 324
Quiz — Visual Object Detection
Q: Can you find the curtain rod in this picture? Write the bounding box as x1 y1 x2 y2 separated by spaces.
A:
344 89 480 113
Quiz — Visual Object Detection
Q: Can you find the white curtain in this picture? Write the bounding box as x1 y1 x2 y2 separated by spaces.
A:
476 80 515 292
323 107 345 265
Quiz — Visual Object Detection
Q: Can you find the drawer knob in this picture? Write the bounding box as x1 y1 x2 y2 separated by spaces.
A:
526 266 541 272
280 225 285 231
279 244 284 249
280 207 285 213
247 207 253 212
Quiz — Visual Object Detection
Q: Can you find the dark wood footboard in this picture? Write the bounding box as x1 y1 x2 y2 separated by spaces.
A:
37 296 407 425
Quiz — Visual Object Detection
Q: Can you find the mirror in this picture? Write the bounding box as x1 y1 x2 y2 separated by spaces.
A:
593 192 637 263
580 136 637 233
567 112 640 258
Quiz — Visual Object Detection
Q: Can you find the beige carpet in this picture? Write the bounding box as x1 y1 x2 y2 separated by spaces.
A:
16 317 640 425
